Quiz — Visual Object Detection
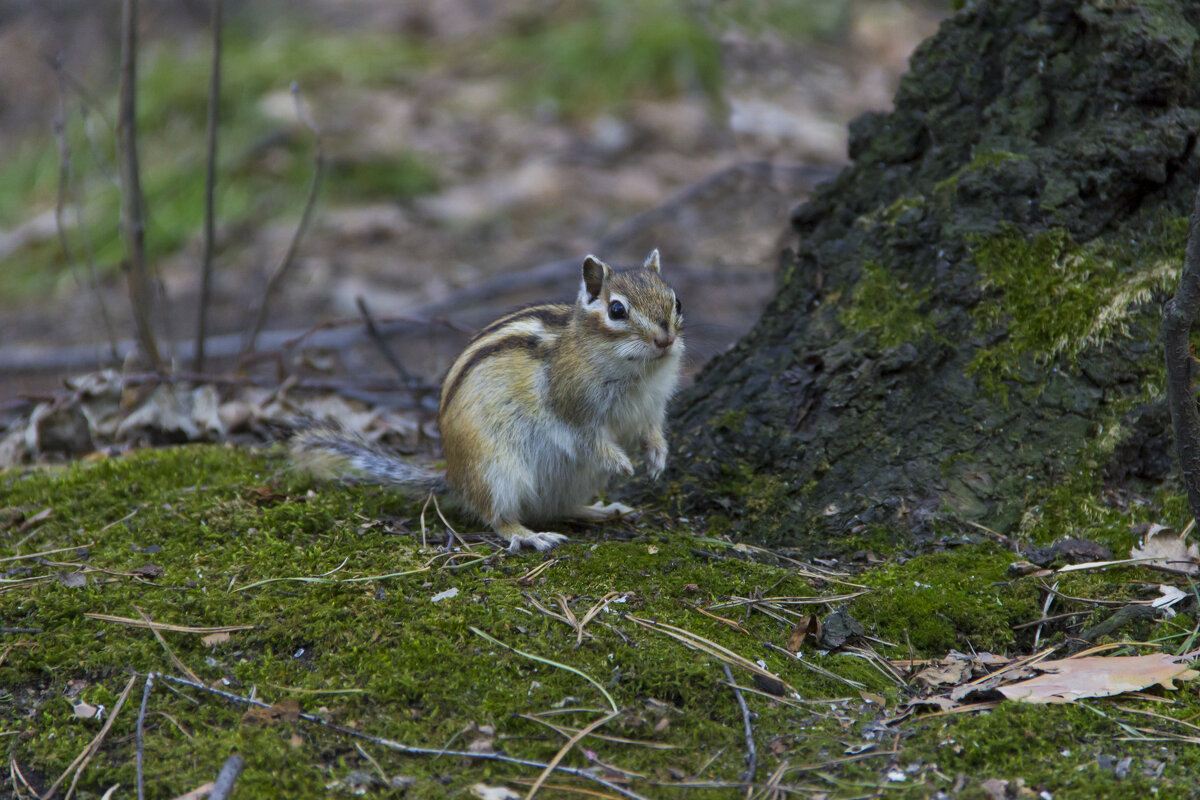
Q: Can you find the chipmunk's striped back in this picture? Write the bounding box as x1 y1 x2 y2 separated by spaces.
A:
439 303 570 415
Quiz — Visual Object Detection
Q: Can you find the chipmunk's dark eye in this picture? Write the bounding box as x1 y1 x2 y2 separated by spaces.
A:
674 297 683 316
608 300 627 320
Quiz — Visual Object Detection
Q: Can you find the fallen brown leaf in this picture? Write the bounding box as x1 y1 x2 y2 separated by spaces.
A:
999 653 1199 704
786 614 821 653
1130 525 1200 576
242 698 302 726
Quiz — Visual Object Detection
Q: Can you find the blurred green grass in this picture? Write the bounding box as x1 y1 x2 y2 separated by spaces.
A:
0 0 859 302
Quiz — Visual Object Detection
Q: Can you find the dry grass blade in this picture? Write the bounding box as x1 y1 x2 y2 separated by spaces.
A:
1 543 95 563
518 714 680 750
689 604 753 634
840 644 908 687
41 673 138 800
234 564 431 591
517 558 561 584
1115 704 1200 733
84 614 255 634
694 539 869 588
709 592 870 611
470 627 618 712
624 615 794 694
134 607 202 685
431 495 469 550
763 643 866 690
525 710 621 800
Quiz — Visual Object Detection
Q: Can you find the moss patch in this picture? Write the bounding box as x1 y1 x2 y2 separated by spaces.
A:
967 223 1185 396
5 445 1200 798
840 260 937 349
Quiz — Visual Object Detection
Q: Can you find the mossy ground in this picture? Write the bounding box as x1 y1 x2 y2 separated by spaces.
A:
4 446 1200 799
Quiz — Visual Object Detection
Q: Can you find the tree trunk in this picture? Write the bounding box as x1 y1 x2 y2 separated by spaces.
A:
668 0 1200 551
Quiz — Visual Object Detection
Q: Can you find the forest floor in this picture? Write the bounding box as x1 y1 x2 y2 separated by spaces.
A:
5 2 1200 799
3 445 1199 799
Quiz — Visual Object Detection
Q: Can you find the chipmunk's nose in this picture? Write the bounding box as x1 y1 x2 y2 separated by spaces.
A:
654 331 676 349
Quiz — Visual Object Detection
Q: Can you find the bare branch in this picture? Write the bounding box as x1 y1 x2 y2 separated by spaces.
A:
1164 178 1200 524
51 56 119 362
136 672 156 800
208 755 244 800
356 295 416 385
241 83 326 356
194 0 224 372
118 0 162 369
721 663 758 795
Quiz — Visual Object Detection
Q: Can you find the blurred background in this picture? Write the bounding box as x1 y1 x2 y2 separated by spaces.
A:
0 0 949 412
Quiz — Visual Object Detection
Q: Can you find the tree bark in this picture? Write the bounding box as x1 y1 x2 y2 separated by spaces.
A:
668 0 1200 550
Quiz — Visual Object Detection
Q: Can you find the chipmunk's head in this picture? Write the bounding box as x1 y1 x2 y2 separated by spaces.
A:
577 250 684 365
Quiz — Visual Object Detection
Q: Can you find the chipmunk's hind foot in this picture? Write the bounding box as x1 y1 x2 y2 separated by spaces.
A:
571 501 636 521
494 521 569 552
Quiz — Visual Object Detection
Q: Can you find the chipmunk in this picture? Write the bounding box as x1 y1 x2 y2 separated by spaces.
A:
292 249 684 552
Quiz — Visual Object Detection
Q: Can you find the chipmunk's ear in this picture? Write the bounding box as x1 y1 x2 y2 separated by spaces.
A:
581 255 611 303
642 248 661 273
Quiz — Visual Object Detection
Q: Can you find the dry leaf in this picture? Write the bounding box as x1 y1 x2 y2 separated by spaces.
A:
786 615 821 653
1152 584 1188 610
201 632 231 648
998 653 1199 704
1130 526 1200 576
71 700 103 719
130 564 164 578
58 571 88 589
914 658 972 690
242 698 302 725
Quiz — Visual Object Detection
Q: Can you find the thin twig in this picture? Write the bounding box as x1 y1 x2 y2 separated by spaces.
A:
136 672 156 800
51 57 117 363
722 664 757 797
208 755 244 800
356 296 416 385
157 674 651 800
242 83 325 356
1165 176 1200 524
194 0 224 371
117 0 161 369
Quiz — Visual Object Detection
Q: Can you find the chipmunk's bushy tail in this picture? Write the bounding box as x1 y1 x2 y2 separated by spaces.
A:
290 424 448 493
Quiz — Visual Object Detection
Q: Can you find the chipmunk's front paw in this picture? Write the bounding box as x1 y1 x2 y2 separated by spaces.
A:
643 429 668 478
598 441 635 476
507 531 569 552
647 441 668 479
